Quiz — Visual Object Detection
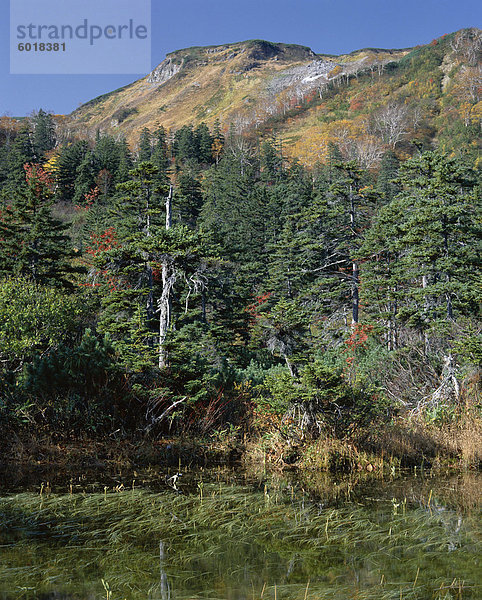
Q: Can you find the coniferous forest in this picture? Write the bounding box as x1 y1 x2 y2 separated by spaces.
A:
0 31 481 470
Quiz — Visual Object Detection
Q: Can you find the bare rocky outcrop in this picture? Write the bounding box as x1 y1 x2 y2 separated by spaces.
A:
148 57 183 85
266 60 335 95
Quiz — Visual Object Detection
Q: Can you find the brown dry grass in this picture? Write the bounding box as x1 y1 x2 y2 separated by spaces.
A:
364 414 482 469
243 400 481 473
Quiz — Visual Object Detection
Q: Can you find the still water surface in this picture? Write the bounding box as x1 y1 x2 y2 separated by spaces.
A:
0 466 480 599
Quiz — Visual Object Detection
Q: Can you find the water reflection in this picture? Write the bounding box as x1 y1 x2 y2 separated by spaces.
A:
0 467 480 600
159 540 170 600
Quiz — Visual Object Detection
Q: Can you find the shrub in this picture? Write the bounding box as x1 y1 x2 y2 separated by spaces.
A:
258 361 390 438
0 277 80 372
112 107 138 124
19 329 124 432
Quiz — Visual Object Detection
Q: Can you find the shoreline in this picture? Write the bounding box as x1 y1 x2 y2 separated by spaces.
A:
1 415 480 479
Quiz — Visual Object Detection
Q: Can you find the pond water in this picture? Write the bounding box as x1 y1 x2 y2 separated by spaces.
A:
0 465 480 600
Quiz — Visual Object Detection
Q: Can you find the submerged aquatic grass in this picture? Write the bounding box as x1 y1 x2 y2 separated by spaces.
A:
0 478 480 599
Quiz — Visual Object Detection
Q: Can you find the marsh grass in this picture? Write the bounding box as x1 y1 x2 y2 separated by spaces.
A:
364 414 482 469
0 479 480 599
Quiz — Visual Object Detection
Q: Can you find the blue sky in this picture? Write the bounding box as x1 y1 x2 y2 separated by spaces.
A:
1 0 480 116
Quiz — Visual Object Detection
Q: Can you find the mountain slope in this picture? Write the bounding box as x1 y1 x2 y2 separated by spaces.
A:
65 40 408 141
64 30 481 162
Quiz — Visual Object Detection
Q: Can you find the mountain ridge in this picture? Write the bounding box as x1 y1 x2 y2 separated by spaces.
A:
62 29 481 163
64 38 409 140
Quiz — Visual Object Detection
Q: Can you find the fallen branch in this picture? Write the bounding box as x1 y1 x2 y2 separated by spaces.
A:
145 397 188 433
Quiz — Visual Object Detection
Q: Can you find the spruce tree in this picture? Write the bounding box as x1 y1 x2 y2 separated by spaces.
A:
138 128 152 162
377 150 401 203
56 140 90 202
194 122 214 164
115 138 134 184
0 164 78 287
395 151 479 326
5 124 35 191
151 126 169 174
32 109 56 160
361 150 480 352
93 134 122 175
309 160 372 325
174 167 203 228
72 152 96 204
173 125 196 163
93 162 215 371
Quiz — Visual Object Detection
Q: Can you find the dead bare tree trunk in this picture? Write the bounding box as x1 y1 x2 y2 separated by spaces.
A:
349 185 359 324
144 184 154 333
284 355 298 378
422 273 432 356
158 185 173 369
352 261 359 324
165 184 172 230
